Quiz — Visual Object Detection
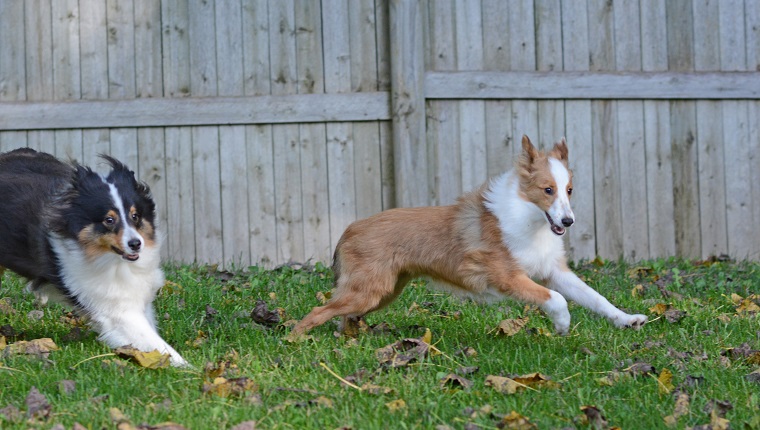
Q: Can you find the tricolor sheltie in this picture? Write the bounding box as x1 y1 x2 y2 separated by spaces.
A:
292 136 647 337
0 148 187 367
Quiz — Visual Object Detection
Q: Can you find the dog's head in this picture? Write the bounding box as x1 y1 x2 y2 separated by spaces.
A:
53 156 158 262
517 135 575 236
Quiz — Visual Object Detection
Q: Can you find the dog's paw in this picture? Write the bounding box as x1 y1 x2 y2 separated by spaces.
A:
542 291 571 335
614 313 648 330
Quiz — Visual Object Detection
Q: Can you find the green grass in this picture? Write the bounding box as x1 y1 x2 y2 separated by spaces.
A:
1 258 759 429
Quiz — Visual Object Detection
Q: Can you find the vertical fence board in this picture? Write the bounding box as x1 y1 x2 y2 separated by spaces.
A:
25 0 55 154
641 0 676 258
0 1 27 151
426 0 461 205
482 0 513 178
509 1 538 150
350 0 384 220
694 0 728 258
323 0 357 251
747 0 760 259
535 0 565 147
614 0 648 260
390 0 428 207
189 0 223 264
588 0 623 258
561 0 595 260
52 0 83 162
455 0 487 192
295 0 331 262
243 0 276 267
666 0 700 258
80 0 111 169
215 0 250 267
719 0 752 258
270 1 304 263
107 0 138 168
161 0 195 263
375 0 395 211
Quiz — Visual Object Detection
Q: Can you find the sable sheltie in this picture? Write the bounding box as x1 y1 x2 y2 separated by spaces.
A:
0 148 186 366
292 136 647 337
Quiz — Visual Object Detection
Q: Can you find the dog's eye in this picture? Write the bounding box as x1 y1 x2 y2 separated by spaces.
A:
567 187 573 196
544 187 554 195
131 213 140 222
104 216 116 226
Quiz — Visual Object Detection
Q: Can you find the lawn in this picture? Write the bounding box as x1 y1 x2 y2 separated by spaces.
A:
1 258 759 429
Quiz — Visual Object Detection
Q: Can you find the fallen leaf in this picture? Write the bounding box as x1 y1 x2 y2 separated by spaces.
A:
657 368 675 394
456 347 478 358
376 336 429 368
0 298 17 315
5 338 58 356
722 343 760 365
580 405 608 430
115 346 171 369
315 290 332 304
664 391 690 426
512 373 559 389
624 362 656 377
420 328 432 345
136 423 188 430
735 294 760 315
439 373 473 390
59 380 76 395
485 375 521 394
360 383 394 395
456 366 479 376
499 410 537 429
385 399 406 412
495 317 529 336
229 421 257 430
0 404 22 423
25 387 51 418
746 369 760 384
0 336 5 349
631 284 645 298
202 376 257 398
649 303 668 315
664 308 686 323
110 407 129 423
251 300 284 327
309 396 334 408
716 314 732 323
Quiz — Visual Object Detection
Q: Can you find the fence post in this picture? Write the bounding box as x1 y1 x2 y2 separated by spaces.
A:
390 0 428 207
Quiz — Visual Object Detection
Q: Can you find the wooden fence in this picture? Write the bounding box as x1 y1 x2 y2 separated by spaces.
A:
0 0 758 267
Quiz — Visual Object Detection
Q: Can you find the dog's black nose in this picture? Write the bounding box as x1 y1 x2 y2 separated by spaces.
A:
128 238 142 251
561 217 574 227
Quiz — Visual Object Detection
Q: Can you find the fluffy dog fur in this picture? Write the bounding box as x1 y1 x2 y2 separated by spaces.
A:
292 136 647 336
0 148 186 366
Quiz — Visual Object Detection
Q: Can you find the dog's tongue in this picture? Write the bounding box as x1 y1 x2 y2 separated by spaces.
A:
551 224 565 236
123 253 140 261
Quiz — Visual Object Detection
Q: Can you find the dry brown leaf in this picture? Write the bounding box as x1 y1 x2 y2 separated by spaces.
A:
499 411 537 429
439 373 473 390
360 383 394 395
115 346 171 369
512 372 559 389
485 375 521 394
110 407 130 423
495 317 529 336
202 376 257 398
746 369 760 384
309 396 334 408
716 314 732 323
649 303 668 315
735 294 760 315
580 405 608 430
251 300 284 326
5 338 59 357
664 392 690 426
0 298 16 315
375 336 429 368
385 399 406 412
664 308 686 323
315 290 332 304
631 284 645 298
0 335 5 349
657 368 675 394
25 387 51 419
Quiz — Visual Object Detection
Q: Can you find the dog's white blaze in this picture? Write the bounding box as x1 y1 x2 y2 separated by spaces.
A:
485 172 565 280
104 177 143 253
547 158 574 225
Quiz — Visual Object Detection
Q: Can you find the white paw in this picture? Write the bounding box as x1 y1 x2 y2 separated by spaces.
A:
542 291 571 335
613 313 648 330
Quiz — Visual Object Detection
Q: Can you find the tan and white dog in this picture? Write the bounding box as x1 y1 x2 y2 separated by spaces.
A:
292 136 647 337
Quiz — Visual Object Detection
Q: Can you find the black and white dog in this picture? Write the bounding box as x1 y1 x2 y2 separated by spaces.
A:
0 148 187 366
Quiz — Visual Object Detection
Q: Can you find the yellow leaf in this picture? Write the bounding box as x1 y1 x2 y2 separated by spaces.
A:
420 328 432 345
730 293 744 305
710 410 730 430
6 338 59 355
485 375 520 394
114 346 170 369
500 411 537 429
512 373 559 389
360 383 394 395
657 368 674 394
649 303 668 315
311 396 333 408
109 407 129 423
385 399 406 412
631 284 645 298
495 317 529 336
161 280 183 294
717 314 732 323
664 391 690 426
268 292 277 301
316 290 332 304
0 335 5 349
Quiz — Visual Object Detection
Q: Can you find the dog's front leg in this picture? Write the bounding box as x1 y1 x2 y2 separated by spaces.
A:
93 311 189 367
546 268 647 329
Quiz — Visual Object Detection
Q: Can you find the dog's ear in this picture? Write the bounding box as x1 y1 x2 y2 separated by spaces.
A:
550 137 568 162
519 135 538 174
100 154 135 178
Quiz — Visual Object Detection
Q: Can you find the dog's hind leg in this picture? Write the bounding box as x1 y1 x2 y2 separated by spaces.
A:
291 272 404 336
